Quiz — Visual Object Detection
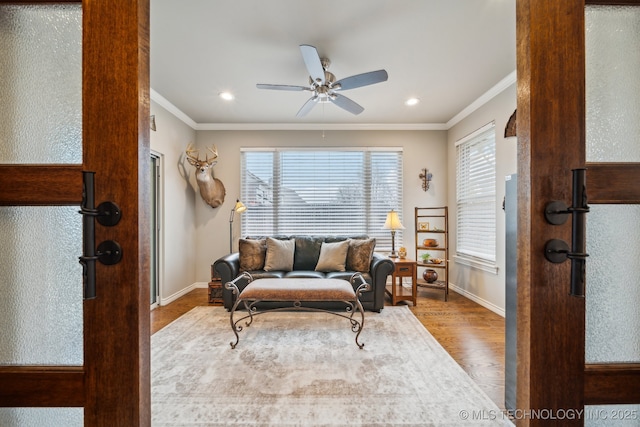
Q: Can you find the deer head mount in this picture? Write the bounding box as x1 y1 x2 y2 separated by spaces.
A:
185 143 226 208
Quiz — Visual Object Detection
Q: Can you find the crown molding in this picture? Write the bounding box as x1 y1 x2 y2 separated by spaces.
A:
150 70 516 132
150 89 197 129
194 122 448 131
446 70 517 129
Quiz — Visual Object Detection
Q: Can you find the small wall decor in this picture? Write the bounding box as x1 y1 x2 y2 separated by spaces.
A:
419 168 432 191
504 109 517 138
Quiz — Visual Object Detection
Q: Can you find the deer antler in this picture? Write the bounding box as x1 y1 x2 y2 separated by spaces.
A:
185 143 199 163
205 145 218 164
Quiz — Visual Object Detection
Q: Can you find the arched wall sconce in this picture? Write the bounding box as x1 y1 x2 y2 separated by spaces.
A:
419 168 432 192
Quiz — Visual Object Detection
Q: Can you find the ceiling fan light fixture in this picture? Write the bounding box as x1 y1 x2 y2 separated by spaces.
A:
256 44 388 117
405 97 420 106
219 91 235 101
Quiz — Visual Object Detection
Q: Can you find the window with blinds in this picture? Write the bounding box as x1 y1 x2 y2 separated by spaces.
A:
240 148 403 250
455 122 496 264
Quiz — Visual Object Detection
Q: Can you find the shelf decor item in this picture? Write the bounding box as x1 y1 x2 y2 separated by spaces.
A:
423 238 438 247
423 269 438 283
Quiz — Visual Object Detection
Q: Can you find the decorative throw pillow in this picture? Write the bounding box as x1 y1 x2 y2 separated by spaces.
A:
314 240 350 272
238 238 266 271
346 238 376 272
264 237 295 271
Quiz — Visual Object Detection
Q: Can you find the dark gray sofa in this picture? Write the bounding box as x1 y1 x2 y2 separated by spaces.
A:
213 235 395 312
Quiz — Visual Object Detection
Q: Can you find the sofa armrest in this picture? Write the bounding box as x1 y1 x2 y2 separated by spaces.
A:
213 252 240 286
369 252 395 311
370 251 395 279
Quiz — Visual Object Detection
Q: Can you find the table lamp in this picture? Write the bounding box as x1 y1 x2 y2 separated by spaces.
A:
383 209 404 258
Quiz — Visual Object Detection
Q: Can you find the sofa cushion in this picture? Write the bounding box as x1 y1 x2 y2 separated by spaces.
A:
324 235 367 244
293 236 324 270
264 237 295 271
285 270 326 279
238 238 266 271
246 270 286 280
346 238 376 272
315 240 350 272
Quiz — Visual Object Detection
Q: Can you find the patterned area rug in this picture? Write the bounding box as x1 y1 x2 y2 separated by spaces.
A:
152 306 512 426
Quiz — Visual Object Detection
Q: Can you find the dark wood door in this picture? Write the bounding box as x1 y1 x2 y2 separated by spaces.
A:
516 0 640 425
0 1 150 425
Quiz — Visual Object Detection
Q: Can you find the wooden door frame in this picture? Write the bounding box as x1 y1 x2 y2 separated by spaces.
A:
516 1 586 425
517 1 640 425
0 1 150 425
83 0 150 424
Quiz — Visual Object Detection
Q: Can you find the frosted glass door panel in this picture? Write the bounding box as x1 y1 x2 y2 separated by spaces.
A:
585 6 640 162
0 408 82 427
585 205 640 364
0 207 83 365
0 4 81 164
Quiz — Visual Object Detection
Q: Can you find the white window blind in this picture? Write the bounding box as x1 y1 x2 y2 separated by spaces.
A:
456 122 496 263
241 148 403 250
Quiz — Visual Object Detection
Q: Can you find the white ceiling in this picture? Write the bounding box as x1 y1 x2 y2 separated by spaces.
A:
150 0 516 129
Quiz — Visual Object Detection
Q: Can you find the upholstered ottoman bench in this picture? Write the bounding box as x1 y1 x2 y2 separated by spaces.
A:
225 273 370 349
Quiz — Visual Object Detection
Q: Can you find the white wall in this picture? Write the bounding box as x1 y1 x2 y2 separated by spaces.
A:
446 83 517 315
193 130 448 283
150 101 199 303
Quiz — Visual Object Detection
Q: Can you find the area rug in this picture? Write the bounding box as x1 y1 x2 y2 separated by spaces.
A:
151 306 512 426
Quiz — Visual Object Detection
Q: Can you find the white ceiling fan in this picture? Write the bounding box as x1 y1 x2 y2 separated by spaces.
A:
257 44 388 117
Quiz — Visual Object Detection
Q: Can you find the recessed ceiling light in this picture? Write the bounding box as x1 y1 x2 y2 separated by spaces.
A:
405 98 420 106
219 92 234 101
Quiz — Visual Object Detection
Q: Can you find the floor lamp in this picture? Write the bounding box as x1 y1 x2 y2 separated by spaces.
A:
383 209 404 258
229 199 247 252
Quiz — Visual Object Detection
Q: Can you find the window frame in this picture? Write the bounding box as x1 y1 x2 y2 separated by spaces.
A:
240 147 404 251
454 122 498 273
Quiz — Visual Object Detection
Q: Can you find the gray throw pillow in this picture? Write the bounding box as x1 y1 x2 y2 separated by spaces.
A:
238 238 266 271
346 238 376 272
264 237 295 271
315 240 350 272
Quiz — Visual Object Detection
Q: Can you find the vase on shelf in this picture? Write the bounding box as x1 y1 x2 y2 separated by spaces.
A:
423 269 438 283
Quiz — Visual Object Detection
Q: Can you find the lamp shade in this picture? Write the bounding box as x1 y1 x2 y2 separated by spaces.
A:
383 210 404 230
234 199 247 213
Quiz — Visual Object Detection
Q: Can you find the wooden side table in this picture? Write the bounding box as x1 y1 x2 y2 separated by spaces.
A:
386 258 417 306
208 265 223 304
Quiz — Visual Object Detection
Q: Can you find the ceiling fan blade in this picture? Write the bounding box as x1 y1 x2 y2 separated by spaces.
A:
299 44 325 85
296 96 319 117
256 83 309 91
329 93 364 115
333 69 388 91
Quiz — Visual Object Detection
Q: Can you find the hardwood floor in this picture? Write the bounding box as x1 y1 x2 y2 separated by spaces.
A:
150 286 506 409
410 286 505 409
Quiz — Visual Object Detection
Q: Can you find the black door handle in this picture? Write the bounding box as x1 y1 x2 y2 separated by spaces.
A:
543 168 589 297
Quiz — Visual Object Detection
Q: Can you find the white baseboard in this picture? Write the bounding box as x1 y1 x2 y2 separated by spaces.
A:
449 283 505 318
160 282 208 306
